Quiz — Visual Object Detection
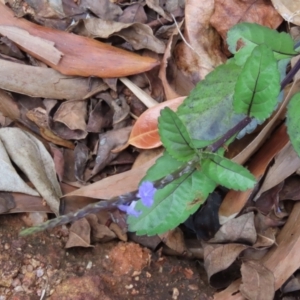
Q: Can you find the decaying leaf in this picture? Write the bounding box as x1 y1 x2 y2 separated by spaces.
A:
0 59 107 100
91 126 132 176
0 3 159 78
128 97 185 149
65 218 93 248
0 25 63 65
53 100 87 139
219 124 289 225
174 0 225 83
209 212 256 245
64 153 161 199
240 261 275 300
72 19 166 53
271 0 300 25
203 242 248 288
0 128 61 215
0 138 38 196
255 142 300 200
210 0 283 43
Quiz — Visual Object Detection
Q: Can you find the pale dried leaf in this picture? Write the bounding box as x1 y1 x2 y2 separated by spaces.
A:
255 143 300 200
209 212 256 244
54 100 87 132
271 0 300 25
64 154 161 199
174 0 225 82
240 261 274 300
0 138 39 196
65 218 93 248
0 89 20 121
0 26 63 65
0 59 107 100
75 19 165 53
0 128 62 215
146 0 172 21
159 228 188 255
204 243 248 284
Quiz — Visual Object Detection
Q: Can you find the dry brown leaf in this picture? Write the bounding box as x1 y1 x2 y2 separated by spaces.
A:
65 218 93 248
280 176 300 201
73 19 166 53
0 3 159 78
255 143 300 200
74 142 89 183
26 108 75 149
0 89 20 121
209 212 256 245
90 126 132 177
158 20 183 100
203 243 248 289
0 128 62 215
271 0 300 25
86 214 116 243
54 100 87 135
146 0 172 21
118 3 147 24
174 0 225 83
281 273 300 294
0 59 107 100
210 0 283 42
219 124 289 225
0 138 39 196
86 99 113 133
128 96 185 149
64 153 161 199
159 228 188 255
240 261 274 300
81 0 122 20
214 202 300 299
0 25 63 65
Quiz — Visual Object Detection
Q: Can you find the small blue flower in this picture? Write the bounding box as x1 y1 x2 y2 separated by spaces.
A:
138 181 156 207
118 201 141 217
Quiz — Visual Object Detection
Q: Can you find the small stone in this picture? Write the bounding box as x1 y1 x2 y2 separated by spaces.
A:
172 287 179 300
146 272 151 278
11 278 21 287
125 284 133 289
4 243 10 250
86 261 93 270
14 286 24 293
36 268 44 278
134 276 139 281
26 265 33 273
30 259 40 269
188 284 199 291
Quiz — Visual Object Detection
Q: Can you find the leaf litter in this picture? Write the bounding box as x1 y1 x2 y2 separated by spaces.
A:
1 0 300 299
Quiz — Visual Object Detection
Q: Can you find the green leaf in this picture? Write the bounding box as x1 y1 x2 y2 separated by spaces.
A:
177 59 245 147
158 107 196 162
287 93 300 158
128 169 216 235
201 153 256 190
227 22 298 66
233 44 280 121
142 151 186 183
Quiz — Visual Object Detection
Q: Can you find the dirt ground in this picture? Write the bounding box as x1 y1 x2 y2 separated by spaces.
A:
0 214 215 300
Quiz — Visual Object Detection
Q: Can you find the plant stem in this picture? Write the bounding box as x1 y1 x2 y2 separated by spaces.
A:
206 116 252 152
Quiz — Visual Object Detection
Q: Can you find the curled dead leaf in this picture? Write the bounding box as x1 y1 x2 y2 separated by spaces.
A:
128 96 186 149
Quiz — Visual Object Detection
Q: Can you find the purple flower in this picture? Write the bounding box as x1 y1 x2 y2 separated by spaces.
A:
118 201 141 217
138 181 156 207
